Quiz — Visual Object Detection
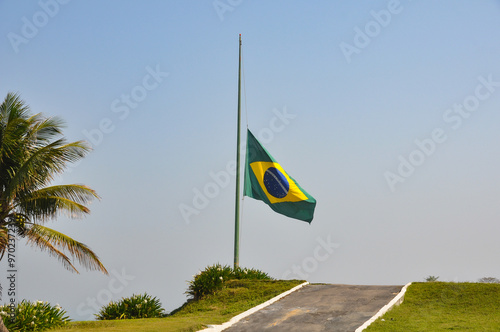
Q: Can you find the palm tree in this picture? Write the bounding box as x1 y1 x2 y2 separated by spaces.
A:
0 93 107 330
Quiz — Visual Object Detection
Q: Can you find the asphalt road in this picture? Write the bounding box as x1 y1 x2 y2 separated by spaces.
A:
223 284 403 332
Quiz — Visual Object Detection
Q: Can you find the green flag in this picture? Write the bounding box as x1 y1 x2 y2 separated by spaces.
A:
244 129 316 223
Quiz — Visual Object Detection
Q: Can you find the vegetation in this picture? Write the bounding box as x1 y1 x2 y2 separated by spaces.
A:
0 300 70 332
478 276 500 283
424 275 439 282
96 293 164 320
0 93 107 331
186 263 272 299
0 93 107 273
365 282 500 331
51 279 305 332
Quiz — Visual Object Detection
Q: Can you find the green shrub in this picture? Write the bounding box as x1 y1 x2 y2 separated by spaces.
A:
425 275 439 282
96 293 164 320
187 263 272 300
233 266 271 280
478 277 500 283
0 300 70 331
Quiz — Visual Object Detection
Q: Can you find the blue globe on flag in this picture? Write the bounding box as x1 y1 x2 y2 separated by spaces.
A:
263 167 289 198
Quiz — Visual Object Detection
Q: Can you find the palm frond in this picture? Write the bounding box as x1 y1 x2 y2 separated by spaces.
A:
25 224 108 274
23 227 78 272
26 114 66 145
27 184 99 204
0 227 8 260
0 93 31 160
16 197 92 222
0 95 31 171
0 93 31 123
16 184 99 222
6 140 91 200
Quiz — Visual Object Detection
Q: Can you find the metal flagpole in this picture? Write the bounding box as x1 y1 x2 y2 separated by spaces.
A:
234 34 242 268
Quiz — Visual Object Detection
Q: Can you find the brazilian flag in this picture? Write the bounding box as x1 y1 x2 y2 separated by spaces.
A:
244 129 316 223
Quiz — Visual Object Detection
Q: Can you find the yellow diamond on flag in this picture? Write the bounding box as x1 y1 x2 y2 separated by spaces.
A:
249 161 308 204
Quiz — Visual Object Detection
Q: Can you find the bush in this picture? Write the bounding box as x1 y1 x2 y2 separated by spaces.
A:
96 293 164 320
233 266 271 280
478 277 500 284
187 263 272 300
0 300 70 331
425 275 439 282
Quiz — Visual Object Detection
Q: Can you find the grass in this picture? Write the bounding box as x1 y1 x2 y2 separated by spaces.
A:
365 282 500 331
52 279 305 332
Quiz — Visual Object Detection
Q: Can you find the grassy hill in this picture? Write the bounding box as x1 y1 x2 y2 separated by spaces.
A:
52 281 500 331
365 282 500 331
52 279 305 332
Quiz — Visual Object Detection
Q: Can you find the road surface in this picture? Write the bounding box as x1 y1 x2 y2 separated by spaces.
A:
223 284 403 332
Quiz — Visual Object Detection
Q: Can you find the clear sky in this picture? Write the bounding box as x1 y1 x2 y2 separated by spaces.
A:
1 0 500 320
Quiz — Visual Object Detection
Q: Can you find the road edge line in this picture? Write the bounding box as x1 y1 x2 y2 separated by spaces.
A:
198 281 310 332
355 282 412 332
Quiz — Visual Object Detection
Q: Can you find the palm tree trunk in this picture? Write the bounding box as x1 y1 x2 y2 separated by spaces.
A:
0 317 9 332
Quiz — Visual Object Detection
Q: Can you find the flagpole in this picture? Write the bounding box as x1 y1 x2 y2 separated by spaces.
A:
234 34 242 269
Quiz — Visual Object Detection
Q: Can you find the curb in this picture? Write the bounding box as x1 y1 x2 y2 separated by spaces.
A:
355 282 412 332
198 281 310 332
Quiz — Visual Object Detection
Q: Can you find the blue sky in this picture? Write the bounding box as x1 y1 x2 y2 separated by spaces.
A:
1 0 500 320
